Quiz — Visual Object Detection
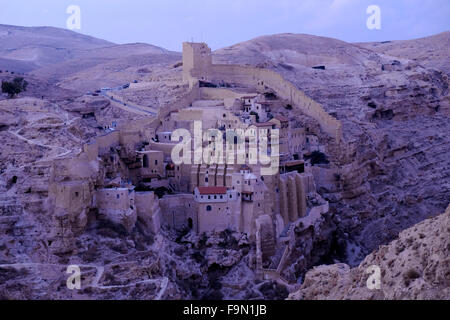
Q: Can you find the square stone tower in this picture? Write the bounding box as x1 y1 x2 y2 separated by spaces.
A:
182 42 212 83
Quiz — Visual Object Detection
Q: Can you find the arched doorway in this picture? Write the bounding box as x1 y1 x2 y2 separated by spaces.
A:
187 218 193 229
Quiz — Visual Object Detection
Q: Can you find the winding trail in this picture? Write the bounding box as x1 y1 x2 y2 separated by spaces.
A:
8 129 79 165
0 262 168 300
101 86 157 116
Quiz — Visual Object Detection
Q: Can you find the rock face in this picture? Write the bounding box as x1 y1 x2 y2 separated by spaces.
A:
357 32 450 76
215 32 450 264
288 205 450 300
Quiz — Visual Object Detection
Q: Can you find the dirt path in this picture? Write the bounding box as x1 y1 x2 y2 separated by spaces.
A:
0 262 169 299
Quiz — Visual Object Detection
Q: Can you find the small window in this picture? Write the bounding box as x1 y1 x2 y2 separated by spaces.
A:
116 194 120 199
206 205 212 211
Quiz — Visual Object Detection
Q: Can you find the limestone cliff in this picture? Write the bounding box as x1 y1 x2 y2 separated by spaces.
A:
288 204 450 300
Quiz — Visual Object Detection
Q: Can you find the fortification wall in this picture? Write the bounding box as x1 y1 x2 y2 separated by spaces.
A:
206 64 342 143
199 87 253 100
157 84 201 124
83 142 99 162
97 131 120 155
183 42 343 143
52 150 99 182
135 191 161 234
160 194 197 231
149 141 177 159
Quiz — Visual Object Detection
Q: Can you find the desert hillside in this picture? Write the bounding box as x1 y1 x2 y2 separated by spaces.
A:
356 31 450 76
288 204 450 300
0 24 113 72
0 24 181 94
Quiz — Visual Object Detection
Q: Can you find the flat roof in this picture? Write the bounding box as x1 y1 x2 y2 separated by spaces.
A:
285 160 305 167
254 122 273 127
273 115 289 122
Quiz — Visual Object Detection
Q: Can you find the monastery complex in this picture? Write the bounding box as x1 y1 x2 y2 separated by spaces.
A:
48 42 343 275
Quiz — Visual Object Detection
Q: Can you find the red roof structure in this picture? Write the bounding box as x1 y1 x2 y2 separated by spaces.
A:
197 186 227 195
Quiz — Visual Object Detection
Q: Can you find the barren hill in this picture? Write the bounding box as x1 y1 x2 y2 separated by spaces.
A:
356 31 450 75
0 24 113 72
30 42 181 93
0 24 181 94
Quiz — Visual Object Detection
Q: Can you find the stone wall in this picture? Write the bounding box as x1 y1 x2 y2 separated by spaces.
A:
94 188 137 232
182 42 343 143
160 194 198 231
279 172 307 225
97 131 120 156
208 64 343 143
134 191 161 234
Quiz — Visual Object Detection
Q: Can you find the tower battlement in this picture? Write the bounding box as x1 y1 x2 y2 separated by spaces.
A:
182 42 212 82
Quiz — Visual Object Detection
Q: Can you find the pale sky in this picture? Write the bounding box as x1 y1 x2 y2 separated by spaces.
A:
1 0 449 51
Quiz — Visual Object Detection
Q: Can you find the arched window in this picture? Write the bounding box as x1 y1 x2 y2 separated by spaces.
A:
206 205 212 211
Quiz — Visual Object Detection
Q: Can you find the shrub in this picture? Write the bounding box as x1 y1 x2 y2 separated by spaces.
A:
1 77 28 98
264 92 277 100
308 151 329 166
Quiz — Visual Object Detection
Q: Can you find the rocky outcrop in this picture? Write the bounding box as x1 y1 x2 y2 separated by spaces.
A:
288 205 450 300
